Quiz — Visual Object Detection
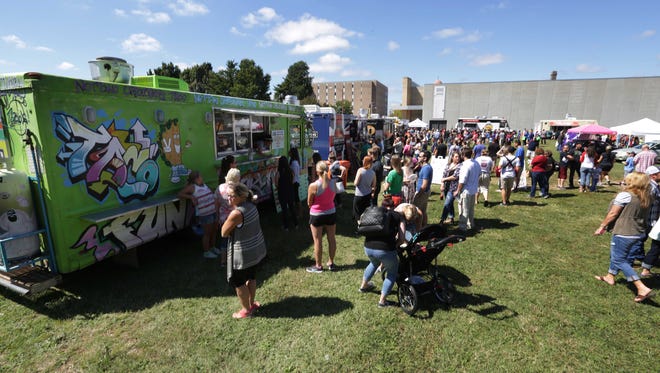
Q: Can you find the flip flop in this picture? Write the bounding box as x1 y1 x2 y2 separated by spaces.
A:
232 308 252 319
249 301 261 313
634 290 655 303
594 275 615 286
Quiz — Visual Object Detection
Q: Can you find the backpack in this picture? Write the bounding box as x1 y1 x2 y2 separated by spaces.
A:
357 206 390 237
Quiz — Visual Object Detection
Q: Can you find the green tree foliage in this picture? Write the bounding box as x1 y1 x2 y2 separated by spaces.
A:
333 100 353 114
181 62 215 93
215 60 238 96
147 62 181 78
273 61 314 102
300 95 319 105
230 59 271 100
152 59 272 100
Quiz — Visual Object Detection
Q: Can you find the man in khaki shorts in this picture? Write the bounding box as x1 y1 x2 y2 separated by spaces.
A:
475 151 494 207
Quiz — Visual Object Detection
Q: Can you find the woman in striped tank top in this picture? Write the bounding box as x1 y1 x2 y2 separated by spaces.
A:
178 171 219 259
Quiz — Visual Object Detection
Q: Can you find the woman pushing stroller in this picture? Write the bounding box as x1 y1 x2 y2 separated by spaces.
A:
358 199 406 308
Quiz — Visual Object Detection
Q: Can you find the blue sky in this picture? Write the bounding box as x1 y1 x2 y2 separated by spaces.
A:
2 0 659 110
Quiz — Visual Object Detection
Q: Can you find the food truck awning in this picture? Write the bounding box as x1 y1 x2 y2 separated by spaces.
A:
218 108 300 119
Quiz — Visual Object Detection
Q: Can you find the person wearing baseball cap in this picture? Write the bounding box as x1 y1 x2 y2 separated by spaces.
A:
641 165 660 278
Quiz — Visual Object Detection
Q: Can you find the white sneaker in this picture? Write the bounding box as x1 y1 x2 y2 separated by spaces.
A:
203 251 218 259
211 247 222 255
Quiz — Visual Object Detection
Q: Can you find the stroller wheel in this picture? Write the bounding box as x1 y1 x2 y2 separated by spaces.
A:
433 275 457 304
398 283 419 315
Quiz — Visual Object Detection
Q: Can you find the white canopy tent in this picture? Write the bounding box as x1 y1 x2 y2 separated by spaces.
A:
610 118 660 135
611 118 660 142
408 118 428 128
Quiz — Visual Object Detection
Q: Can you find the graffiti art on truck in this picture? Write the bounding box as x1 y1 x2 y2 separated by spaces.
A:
72 200 189 261
159 118 190 183
0 92 30 136
53 113 160 203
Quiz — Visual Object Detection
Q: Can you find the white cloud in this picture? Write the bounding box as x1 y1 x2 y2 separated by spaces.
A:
458 31 483 43
291 35 350 54
431 28 464 39
132 9 171 23
34 46 54 52
2 34 27 49
484 1 508 11
0 59 10 66
387 41 400 51
640 29 655 38
439 47 452 56
174 62 190 70
340 69 371 78
114 9 127 17
241 7 281 28
121 33 162 53
168 0 209 16
230 27 247 37
308 53 351 73
57 62 75 71
265 14 359 52
470 53 504 66
576 63 601 73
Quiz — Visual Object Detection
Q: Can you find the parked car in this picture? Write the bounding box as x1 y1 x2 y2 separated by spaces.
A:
612 142 660 162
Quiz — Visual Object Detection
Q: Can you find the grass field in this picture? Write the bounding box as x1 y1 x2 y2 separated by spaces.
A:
1 162 659 372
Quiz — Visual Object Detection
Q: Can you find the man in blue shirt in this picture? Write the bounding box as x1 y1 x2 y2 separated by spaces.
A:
413 150 433 227
514 140 525 190
473 138 486 158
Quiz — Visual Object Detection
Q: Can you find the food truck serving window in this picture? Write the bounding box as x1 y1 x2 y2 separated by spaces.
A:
214 109 271 159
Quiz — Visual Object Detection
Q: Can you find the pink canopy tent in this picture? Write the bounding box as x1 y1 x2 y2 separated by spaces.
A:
567 123 617 135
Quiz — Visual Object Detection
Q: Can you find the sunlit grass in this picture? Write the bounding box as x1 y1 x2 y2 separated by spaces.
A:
1 163 658 372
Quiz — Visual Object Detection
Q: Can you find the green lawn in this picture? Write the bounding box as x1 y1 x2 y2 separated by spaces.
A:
1 162 659 372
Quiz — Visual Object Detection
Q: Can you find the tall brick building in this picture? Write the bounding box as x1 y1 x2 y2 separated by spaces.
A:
312 80 388 117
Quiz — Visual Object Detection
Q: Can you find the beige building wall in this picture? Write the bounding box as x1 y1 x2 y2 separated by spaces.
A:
399 77 424 120
416 76 660 130
313 80 388 116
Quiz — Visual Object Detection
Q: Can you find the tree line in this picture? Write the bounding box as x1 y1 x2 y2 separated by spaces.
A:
148 60 353 114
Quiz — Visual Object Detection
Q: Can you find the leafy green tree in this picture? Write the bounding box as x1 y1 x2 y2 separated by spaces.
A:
333 100 353 115
230 59 271 100
300 95 319 105
273 61 314 102
214 60 238 96
147 62 181 78
181 63 215 93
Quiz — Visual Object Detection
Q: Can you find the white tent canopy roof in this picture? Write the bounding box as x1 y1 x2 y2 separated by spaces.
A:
408 118 428 128
610 118 660 136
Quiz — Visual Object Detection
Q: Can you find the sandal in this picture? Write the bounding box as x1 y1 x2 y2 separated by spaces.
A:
634 290 655 303
249 301 261 313
359 281 375 293
594 275 615 286
232 308 252 319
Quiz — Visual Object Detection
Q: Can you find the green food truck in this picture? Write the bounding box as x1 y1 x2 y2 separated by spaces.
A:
0 57 312 294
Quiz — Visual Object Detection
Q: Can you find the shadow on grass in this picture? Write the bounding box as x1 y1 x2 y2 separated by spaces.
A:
436 265 472 287
0 231 231 319
256 296 353 319
509 200 546 207
407 292 519 321
542 193 576 199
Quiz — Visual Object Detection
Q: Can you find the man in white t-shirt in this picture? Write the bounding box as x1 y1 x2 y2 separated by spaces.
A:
454 147 481 232
498 146 520 206
475 152 494 207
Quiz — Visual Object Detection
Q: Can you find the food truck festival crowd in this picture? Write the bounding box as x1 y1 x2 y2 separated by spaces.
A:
181 125 658 318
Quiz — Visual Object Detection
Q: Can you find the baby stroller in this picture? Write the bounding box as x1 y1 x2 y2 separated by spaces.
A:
389 224 465 316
